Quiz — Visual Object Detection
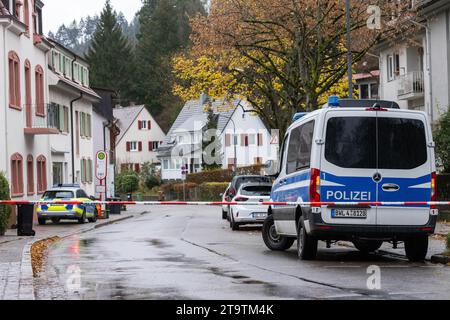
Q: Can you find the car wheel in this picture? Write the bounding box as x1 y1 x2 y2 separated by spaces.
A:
78 211 86 224
230 210 239 231
405 236 428 262
353 240 383 253
51 218 61 224
262 215 295 251
297 218 318 260
38 218 46 226
222 209 227 220
88 212 98 223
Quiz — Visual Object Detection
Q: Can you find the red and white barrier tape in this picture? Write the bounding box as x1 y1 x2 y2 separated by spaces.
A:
0 200 449 206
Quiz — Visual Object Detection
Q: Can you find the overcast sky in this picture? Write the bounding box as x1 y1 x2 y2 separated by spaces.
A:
43 0 142 34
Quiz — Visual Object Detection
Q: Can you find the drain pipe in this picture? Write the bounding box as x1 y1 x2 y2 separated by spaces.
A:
411 20 434 124
70 93 83 183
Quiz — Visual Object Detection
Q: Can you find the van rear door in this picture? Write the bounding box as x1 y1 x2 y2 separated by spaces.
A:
321 111 378 225
376 113 431 226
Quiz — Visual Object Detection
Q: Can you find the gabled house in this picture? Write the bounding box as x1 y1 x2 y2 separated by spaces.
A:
157 95 278 181
46 38 101 197
113 105 166 173
376 0 450 123
0 0 54 200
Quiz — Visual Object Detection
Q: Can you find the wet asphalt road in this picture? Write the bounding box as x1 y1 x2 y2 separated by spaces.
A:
37 206 450 300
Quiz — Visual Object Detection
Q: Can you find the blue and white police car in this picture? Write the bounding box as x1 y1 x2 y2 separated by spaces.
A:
262 97 438 262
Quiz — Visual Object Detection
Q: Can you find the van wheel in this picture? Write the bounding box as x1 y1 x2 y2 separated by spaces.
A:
353 240 383 253
297 218 318 260
262 215 295 251
405 236 428 262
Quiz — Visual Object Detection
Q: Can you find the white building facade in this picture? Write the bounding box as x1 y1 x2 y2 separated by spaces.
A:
114 105 166 173
377 0 450 123
0 0 54 200
47 39 100 197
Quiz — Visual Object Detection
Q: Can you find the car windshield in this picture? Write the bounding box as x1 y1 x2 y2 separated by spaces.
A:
240 185 272 196
236 177 271 190
43 191 74 199
325 117 427 170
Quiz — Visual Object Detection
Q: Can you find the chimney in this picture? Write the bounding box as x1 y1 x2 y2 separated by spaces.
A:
129 101 136 106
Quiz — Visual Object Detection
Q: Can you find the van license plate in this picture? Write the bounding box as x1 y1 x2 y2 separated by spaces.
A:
331 209 367 219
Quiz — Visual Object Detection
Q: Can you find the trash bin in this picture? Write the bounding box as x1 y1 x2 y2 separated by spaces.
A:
17 204 35 237
107 197 121 215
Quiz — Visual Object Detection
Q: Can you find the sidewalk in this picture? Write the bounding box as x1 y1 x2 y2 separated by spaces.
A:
0 206 148 300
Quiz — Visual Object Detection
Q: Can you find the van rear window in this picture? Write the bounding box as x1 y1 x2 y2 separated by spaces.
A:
325 117 427 170
325 117 377 169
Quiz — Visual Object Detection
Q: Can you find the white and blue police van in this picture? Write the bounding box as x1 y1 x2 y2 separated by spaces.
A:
262 97 438 262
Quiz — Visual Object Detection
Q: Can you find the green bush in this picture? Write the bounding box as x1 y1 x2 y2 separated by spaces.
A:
140 162 161 190
0 172 11 236
116 170 140 195
199 182 230 201
434 109 450 173
187 165 263 184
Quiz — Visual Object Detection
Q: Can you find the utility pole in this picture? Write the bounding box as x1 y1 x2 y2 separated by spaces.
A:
346 0 353 98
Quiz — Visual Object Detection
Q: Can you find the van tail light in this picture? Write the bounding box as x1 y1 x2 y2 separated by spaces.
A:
310 168 321 206
235 197 249 202
431 172 437 209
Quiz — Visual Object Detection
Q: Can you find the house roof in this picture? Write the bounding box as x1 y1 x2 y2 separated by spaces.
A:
113 105 146 143
92 87 117 121
160 97 241 148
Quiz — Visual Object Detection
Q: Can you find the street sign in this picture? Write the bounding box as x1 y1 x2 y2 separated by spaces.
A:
95 151 108 181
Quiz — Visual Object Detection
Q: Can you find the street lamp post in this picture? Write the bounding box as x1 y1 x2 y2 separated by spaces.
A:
346 0 353 98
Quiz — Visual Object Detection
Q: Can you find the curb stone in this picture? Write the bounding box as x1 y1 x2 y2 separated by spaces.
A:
431 254 450 265
18 212 143 300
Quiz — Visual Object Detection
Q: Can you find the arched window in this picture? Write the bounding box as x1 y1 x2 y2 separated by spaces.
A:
8 51 21 109
27 155 34 195
24 0 30 33
11 153 24 197
35 65 44 116
24 60 32 127
36 155 47 194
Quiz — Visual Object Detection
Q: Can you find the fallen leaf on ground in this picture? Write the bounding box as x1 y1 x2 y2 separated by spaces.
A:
31 236 60 277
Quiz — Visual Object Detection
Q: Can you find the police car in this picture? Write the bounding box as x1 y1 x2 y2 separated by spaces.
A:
263 97 438 262
37 184 98 225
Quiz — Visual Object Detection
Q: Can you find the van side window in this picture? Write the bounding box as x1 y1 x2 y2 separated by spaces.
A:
279 134 289 174
286 121 315 174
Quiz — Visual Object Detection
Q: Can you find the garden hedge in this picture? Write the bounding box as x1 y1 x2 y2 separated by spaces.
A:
0 172 11 236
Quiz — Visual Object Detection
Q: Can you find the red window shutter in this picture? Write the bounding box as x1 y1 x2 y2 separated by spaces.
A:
244 135 249 147
258 134 263 146
138 141 142 151
148 121 151 129
241 134 246 146
126 142 131 152
138 121 142 130
225 134 231 147
149 142 153 151
135 163 140 173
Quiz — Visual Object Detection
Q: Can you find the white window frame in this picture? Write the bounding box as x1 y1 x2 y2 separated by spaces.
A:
141 121 147 129
130 141 138 152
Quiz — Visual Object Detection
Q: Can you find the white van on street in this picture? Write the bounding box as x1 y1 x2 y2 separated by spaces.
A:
263 97 438 262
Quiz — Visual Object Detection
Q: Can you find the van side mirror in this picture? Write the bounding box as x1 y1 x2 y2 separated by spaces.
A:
264 160 279 178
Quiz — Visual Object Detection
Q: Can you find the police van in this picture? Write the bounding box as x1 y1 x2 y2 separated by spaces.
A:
263 97 438 262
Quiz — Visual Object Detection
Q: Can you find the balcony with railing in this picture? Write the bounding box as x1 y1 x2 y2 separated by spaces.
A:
23 104 60 135
397 71 425 100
